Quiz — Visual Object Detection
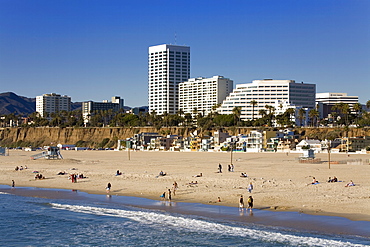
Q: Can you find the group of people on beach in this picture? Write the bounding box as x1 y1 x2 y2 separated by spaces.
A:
15 165 27 171
309 176 355 187
327 176 338 183
160 181 179 202
34 173 44 180
239 195 253 211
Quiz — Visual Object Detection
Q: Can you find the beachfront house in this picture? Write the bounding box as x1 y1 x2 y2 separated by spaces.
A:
343 136 370 152
296 139 322 153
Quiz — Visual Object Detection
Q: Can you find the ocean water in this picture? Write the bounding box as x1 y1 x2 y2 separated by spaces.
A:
0 188 369 247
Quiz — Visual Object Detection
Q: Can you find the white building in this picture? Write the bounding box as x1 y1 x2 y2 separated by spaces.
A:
148 44 190 115
218 79 316 121
36 93 71 119
272 100 310 126
179 76 233 117
316 92 359 119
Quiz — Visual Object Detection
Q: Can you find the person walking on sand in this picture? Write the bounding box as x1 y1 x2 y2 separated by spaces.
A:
106 183 111 193
239 195 244 211
173 181 178 195
218 163 222 173
248 182 253 193
11 180 15 188
247 196 253 211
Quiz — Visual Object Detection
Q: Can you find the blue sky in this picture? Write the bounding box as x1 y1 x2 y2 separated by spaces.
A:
1 0 369 106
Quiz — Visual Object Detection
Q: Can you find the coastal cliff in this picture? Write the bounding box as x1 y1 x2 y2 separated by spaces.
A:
0 127 370 148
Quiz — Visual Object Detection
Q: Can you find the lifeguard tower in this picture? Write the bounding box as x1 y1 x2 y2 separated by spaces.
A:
298 149 321 163
31 147 63 160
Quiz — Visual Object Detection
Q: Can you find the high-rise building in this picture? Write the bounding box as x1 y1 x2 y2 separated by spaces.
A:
218 79 316 121
179 76 233 117
148 44 190 115
36 93 71 119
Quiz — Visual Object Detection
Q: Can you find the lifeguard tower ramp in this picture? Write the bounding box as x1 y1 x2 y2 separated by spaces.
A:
0 147 7 156
31 147 63 160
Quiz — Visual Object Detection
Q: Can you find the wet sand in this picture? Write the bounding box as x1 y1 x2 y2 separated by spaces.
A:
2 185 370 238
1 149 369 221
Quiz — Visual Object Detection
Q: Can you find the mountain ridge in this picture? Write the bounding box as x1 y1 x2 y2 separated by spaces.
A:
0 92 81 115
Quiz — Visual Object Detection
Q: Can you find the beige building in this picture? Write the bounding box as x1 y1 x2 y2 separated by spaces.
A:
36 93 71 119
179 76 233 117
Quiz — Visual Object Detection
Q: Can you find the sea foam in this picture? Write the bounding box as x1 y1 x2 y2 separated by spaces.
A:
50 203 367 247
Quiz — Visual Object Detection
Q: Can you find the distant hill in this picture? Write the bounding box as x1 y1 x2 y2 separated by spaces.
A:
0 92 81 115
0 92 36 115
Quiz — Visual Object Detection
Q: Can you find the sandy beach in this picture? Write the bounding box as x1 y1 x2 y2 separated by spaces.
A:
1 149 369 221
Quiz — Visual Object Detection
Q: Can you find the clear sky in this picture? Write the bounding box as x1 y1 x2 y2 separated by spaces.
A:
1 0 369 106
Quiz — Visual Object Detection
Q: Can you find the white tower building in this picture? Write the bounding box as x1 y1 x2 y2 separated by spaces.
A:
218 79 316 121
179 76 233 117
36 93 71 119
148 44 190 115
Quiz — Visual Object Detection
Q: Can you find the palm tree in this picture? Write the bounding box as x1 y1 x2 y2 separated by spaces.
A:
352 103 362 126
265 105 275 126
258 109 267 118
232 106 242 126
298 108 306 127
308 109 319 127
339 103 350 126
366 100 370 109
250 100 257 120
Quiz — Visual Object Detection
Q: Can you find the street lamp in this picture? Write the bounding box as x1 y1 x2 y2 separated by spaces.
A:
327 140 331 169
230 141 236 166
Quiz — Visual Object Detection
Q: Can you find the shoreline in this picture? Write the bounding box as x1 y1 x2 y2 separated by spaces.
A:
1 150 370 223
2 185 370 239
1 178 369 223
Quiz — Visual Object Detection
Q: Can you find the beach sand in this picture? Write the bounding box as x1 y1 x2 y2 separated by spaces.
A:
1 150 369 221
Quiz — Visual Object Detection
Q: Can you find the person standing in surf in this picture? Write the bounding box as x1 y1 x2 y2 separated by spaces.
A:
168 189 172 201
239 195 244 211
247 196 253 211
106 183 111 193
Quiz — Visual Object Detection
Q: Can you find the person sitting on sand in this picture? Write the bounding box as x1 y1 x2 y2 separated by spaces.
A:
116 170 122 176
332 176 338 182
159 171 166 176
194 173 202 177
345 180 355 187
15 166 19 171
308 177 319 185
240 173 248 178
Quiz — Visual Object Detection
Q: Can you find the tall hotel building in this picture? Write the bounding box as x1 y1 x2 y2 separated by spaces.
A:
316 92 359 119
179 76 233 117
218 79 316 121
36 93 71 119
148 44 190 115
